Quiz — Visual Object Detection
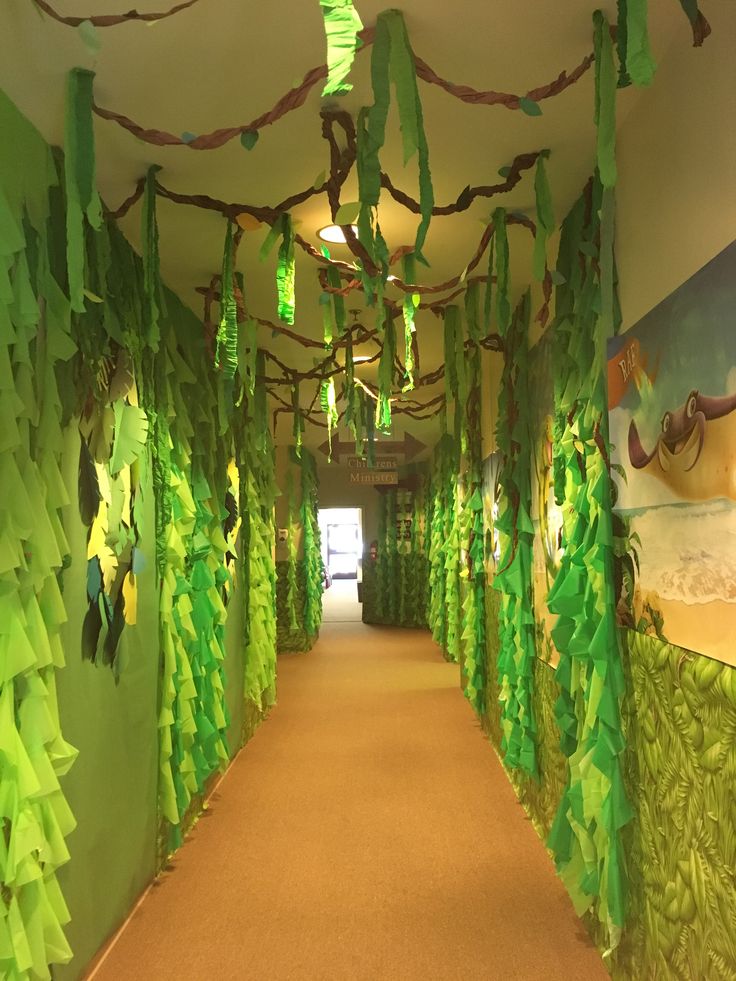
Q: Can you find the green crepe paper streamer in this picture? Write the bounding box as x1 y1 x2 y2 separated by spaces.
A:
593 11 618 189
360 10 434 265
292 382 303 457
464 279 481 343
376 312 395 433
385 11 434 263
321 290 334 349
327 262 346 337
533 152 555 283
319 0 364 97
493 208 511 336
141 165 162 353
215 219 238 380
64 68 102 313
285 468 299 633
676 0 712 45
615 0 632 87
492 291 538 777
343 331 357 440
453 306 467 452
321 377 339 458
443 305 458 403
483 234 494 331
365 391 376 467
260 214 295 325
624 0 656 86
402 251 416 390
237 317 258 397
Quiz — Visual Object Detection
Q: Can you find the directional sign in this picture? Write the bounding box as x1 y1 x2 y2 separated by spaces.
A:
318 431 425 463
349 470 398 486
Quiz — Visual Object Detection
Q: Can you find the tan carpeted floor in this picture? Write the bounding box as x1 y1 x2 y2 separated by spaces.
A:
92 624 607 981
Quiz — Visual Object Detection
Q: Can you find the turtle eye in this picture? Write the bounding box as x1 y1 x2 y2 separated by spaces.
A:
686 391 698 418
662 412 672 434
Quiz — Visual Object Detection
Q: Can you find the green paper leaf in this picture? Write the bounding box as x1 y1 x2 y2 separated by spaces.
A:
518 97 542 116
550 269 566 285
334 201 361 225
109 401 149 475
240 130 259 150
498 165 512 178
82 288 103 304
78 19 101 54
313 169 327 190
181 131 197 144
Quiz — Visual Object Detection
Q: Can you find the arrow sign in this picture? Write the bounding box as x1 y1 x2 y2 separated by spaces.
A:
318 431 426 463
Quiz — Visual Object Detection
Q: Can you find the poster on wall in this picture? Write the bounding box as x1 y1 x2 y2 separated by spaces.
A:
528 333 564 666
607 241 736 666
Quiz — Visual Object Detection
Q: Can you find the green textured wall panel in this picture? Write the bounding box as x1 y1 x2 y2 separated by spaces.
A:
55 426 159 981
222 574 245 750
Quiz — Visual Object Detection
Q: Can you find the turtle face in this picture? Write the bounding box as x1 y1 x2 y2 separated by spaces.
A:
656 390 705 473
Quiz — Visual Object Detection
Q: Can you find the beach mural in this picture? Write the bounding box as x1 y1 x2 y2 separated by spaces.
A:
607 241 736 666
528 333 564 666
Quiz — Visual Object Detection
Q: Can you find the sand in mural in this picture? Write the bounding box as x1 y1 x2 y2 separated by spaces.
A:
528 333 563 666
607 241 736 666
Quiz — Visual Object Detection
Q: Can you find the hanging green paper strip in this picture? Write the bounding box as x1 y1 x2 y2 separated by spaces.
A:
301 449 324 639
319 0 364 97
237 317 258 398
402 251 417 390
359 9 434 265
533 151 555 282
623 0 656 86
321 376 339 457
483 233 495 331
593 11 618 189
443 305 458 405
343 331 358 441
285 469 299 633
64 67 102 313
493 208 511 335
260 213 296 325
215 219 238 379
376 311 395 432
292 381 303 457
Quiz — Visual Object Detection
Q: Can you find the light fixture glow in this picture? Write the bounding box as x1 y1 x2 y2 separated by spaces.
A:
318 224 358 244
353 355 372 363
386 274 397 282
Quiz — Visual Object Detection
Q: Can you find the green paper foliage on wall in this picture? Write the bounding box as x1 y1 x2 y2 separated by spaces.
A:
546 174 631 948
493 292 538 777
300 448 323 640
0 97 79 978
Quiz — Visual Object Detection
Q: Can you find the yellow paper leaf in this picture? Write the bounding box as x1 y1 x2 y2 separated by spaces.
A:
236 212 262 232
122 571 137 625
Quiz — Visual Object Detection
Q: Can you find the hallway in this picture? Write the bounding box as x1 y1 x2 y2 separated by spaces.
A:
92 624 605 981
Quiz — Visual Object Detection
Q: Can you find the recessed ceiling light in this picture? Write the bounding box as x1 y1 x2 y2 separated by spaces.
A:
386 274 397 282
353 355 372 363
318 224 358 244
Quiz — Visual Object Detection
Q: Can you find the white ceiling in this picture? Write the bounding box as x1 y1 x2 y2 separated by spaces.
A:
1 0 685 455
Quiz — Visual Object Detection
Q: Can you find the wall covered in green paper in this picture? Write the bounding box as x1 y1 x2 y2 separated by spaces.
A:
0 88 278 979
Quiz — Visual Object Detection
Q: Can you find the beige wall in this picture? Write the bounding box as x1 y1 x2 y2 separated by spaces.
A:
616 7 736 331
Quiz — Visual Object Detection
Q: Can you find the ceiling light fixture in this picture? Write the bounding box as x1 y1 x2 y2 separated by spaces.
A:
318 223 358 244
353 355 373 363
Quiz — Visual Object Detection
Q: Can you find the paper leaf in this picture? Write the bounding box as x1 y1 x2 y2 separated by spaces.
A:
78 19 101 54
498 165 512 178
334 201 361 225
518 97 542 116
109 401 149 475
550 269 567 285
236 212 261 231
240 130 259 150
313 170 326 190
181 131 197 144
83 288 104 304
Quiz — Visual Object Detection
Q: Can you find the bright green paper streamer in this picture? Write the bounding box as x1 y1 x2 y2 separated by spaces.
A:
594 11 618 189
215 220 238 379
533 152 555 282
64 68 102 313
321 377 339 457
260 214 295 325
360 10 434 264
319 0 364 97
443 305 458 403
327 263 346 337
402 251 416 390
624 0 656 86
483 234 495 331
292 381 303 457
376 311 395 432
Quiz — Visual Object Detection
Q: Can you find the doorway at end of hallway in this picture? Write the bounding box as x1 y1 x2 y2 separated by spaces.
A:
318 507 362 623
